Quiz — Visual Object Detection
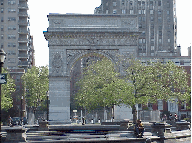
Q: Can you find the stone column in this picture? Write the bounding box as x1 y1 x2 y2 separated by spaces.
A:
49 77 70 124
48 49 70 124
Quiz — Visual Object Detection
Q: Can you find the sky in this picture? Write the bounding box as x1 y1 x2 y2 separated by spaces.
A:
28 0 192 67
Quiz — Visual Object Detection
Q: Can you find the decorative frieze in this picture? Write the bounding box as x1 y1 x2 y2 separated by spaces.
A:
47 34 138 46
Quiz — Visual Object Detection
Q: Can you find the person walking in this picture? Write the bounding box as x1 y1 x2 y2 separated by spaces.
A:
8 115 12 126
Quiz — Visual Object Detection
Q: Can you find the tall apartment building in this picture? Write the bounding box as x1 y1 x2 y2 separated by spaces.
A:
0 0 34 116
95 0 178 57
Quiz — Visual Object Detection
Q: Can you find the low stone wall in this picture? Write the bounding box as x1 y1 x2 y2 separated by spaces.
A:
4 127 27 142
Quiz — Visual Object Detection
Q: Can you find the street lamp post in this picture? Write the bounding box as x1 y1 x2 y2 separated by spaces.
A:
0 49 6 141
47 91 49 121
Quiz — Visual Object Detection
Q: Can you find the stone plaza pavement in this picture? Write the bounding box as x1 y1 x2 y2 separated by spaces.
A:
1 123 191 143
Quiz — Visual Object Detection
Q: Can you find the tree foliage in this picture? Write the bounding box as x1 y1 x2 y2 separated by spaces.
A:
75 58 191 114
75 58 132 111
119 58 190 105
1 68 15 111
21 66 49 109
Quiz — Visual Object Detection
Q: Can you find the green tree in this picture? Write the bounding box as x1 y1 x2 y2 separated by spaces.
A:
123 59 190 123
75 57 190 123
21 66 49 110
75 58 132 113
1 68 15 111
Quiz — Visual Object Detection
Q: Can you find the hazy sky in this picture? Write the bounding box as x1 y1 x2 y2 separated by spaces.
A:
28 0 192 67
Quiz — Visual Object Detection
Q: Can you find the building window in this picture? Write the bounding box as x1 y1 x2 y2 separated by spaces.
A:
8 0 16 5
180 60 184 65
143 39 145 43
168 39 170 43
8 43 16 47
159 46 163 51
159 31 162 36
159 26 162 30
151 16 154 22
148 103 153 110
143 10 145 14
167 2 170 8
113 9 117 14
8 8 16 13
158 100 163 110
8 17 16 21
8 26 16 30
1 8 3 13
1 25 4 31
150 10 153 14
113 2 117 7
106 10 108 14
8 35 16 39
1 17 3 22
8 58 16 63
159 39 162 44
106 2 108 6
151 24 154 29
181 101 186 110
8 50 16 55
151 46 154 51
122 9 126 14
138 104 142 110
167 10 170 15
139 23 142 28
1 44 3 48
149 1 153 9
158 1 161 6
158 17 162 22
142 17 146 22
1 35 3 39
158 10 161 15
122 0 125 5
151 31 154 37
130 10 134 14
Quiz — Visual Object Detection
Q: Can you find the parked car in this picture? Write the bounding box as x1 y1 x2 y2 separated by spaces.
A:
11 117 21 126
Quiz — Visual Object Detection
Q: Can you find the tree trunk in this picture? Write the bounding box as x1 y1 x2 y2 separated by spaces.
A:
132 105 137 124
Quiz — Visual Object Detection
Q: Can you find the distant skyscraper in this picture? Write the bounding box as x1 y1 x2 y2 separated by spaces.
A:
0 0 34 69
95 0 178 57
0 0 34 115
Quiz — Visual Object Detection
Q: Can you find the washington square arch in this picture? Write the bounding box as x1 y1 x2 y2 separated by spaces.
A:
44 14 140 123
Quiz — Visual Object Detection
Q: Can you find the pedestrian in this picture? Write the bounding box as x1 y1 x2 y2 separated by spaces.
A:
174 113 178 122
134 119 144 138
169 114 172 121
163 114 167 121
8 115 12 126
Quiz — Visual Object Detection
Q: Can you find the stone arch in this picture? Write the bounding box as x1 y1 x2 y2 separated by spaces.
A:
67 49 119 75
